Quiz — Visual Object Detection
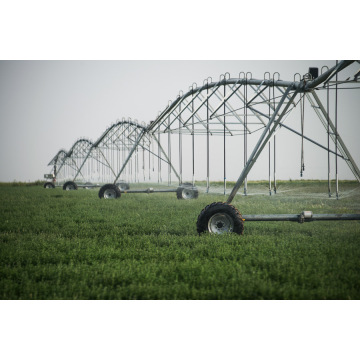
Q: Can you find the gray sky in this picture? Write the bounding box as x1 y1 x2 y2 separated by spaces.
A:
0 60 359 183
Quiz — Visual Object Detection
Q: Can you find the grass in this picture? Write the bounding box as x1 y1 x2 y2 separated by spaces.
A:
0 181 360 299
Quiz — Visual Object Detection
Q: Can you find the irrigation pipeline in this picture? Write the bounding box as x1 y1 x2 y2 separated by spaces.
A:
147 60 355 133
243 212 360 223
121 188 178 194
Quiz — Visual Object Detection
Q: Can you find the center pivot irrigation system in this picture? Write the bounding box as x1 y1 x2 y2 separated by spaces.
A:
45 118 199 200
45 60 360 234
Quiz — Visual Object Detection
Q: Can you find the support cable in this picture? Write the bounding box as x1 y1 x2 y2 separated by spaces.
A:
158 131 161 183
327 73 331 197
179 102 182 184
300 92 305 177
143 144 145 181
136 129 139 183
122 128 125 180
266 73 271 195
168 115 171 185
148 139 151 181
273 80 277 194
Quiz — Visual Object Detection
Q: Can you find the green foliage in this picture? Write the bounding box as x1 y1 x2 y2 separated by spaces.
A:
0 180 44 187
0 182 359 299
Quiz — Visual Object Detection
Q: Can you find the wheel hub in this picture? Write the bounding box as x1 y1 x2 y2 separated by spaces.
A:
208 212 234 234
215 221 224 229
182 189 193 199
104 189 116 199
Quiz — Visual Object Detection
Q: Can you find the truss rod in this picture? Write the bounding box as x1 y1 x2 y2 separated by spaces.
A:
232 87 266 127
152 133 181 182
209 81 242 118
247 83 269 105
182 90 237 134
97 148 117 178
177 84 223 129
279 123 345 159
163 105 192 133
209 89 242 134
164 82 222 131
173 96 213 135
226 85 298 204
307 90 360 182
113 129 146 184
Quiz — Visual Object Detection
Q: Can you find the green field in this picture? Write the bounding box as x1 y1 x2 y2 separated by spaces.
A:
1 181 360 299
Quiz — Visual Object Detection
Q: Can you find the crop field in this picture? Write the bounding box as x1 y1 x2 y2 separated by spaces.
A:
1 180 360 299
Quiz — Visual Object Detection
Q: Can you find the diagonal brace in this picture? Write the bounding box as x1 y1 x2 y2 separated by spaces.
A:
226 85 299 204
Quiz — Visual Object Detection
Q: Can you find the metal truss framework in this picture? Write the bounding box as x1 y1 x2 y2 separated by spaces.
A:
123 60 359 198
49 139 93 184
50 119 180 186
48 149 67 178
147 72 303 192
48 61 360 201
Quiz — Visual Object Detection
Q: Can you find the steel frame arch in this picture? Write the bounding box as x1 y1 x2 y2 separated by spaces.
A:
85 60 359 199
61 118 179 186
53 138 94 184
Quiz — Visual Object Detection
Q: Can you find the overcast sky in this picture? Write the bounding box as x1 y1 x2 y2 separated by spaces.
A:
0 60 359 183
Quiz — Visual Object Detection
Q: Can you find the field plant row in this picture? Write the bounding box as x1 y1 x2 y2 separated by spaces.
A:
0 181 359 299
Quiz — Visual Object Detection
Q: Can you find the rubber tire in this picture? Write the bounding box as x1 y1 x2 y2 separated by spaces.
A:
176 185 199 200
116 182 130 191
197 202 244 235
98 184 121 199
44 182 55 189
63 181 78 191
180 182 193 187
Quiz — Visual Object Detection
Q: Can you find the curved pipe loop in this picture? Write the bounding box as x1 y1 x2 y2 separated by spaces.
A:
203 77 212 88
189 82 197 92
264 71 271 80
294 73 301 82
273 72 280 81
219 72 231 82
303 72 312 81
219 74 226 86
321 66 329 75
